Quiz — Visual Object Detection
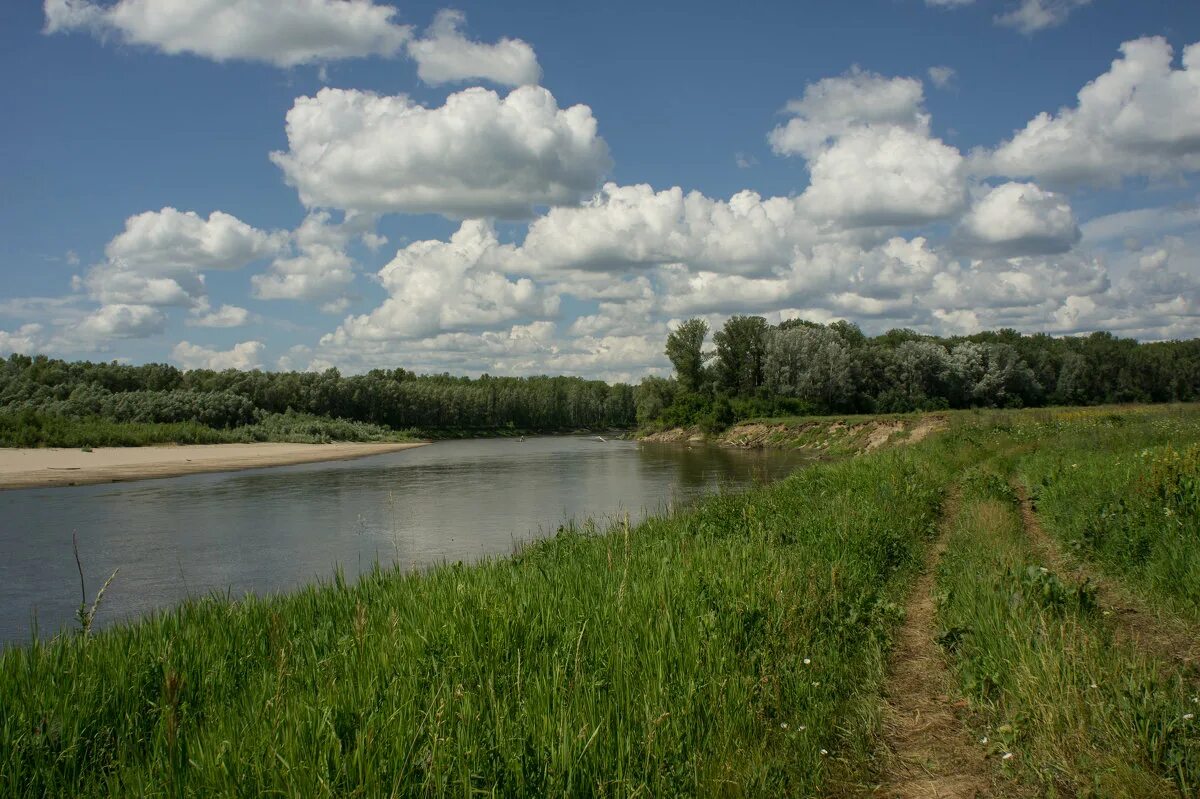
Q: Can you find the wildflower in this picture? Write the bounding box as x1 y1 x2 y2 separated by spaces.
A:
820 749 828 756
1002 752 1014 761
1090 682 1098 689
812 681 821 687
980 736 988 744
798 725 807 731
803 657 811 665
1185 713 1195 721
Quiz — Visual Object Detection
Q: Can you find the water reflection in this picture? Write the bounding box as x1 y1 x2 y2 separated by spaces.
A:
0 436 810 646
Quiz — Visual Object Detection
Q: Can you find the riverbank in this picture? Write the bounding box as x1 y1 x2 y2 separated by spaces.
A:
0 441 429 490
640 412 949 454
3 406 1197 796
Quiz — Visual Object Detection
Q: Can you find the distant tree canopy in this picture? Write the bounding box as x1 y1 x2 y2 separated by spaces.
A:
646 317 1200 430
0 355 637 432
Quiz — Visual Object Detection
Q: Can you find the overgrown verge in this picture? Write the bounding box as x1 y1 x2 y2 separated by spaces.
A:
935 464 1200 796
0 441 965 796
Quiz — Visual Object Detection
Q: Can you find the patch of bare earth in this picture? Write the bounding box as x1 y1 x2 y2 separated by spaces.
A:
864 422 904 452
906 416 948 445
1012 482 1200 676
875 486 1008 799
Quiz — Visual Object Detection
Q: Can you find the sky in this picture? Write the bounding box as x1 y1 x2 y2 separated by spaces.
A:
2 0 1200 382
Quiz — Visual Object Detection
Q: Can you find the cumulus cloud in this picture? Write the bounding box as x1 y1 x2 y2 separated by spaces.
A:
43 0 411 67
517 183 824 277
78 303 166 339
407 9 540 87
324 220 558 344
1081 203 1200 248
173 340 264 370
956 181 1080 255
187 303 250 328
271 86 611 219
980 37 1200 185
995 0 1091 35
80 207 284 308
0 324 47 356
251 212 359 305
770 68 967 227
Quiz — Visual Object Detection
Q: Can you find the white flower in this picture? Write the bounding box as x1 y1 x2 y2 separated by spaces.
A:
780 723 788 729
803 658 811 665
1090 682 1098 689
1002 752 1014 761
798 725 807 731
980 736 988 744
1185 713 1195 721
820 749 828 756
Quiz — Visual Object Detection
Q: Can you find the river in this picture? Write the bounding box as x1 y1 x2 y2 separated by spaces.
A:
0 436 810 647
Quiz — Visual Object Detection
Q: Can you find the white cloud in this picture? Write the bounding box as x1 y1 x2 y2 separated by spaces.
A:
956 181 1080 255
769 68 927 159
44 0 411 67
79 207 283 308
927 65 956 89
187 303 249 328
995 0 1090 35
0 324 47 356
799 126 967 226
173 340 264 370
324 220 558 343
980 37 1200 185
770 68 967 227
271 86 611 219
925 0 974 6
1081 203 1200 248
407 9 540 87
78 303 166 339
252 212 358 305
517 183 825 277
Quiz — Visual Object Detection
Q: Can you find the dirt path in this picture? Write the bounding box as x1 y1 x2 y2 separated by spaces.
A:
1012 481 1200 675
875 485 1003 799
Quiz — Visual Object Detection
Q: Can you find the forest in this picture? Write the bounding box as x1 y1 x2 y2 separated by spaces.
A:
1 318 1198 446
0 353 637 445
640 317 1200 430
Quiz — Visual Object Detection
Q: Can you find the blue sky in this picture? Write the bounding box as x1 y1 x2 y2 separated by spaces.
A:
2 0 1199 379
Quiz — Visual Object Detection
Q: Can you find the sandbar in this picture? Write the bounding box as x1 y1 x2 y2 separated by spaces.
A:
0 442 429 490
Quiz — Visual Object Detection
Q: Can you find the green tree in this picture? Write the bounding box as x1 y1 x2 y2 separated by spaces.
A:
664 318 710 393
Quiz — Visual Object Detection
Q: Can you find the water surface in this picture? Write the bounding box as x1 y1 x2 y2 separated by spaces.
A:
0 436 810 646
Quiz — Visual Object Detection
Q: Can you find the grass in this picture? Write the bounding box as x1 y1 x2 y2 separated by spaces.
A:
0 410 421 448
1 404 1199 796
0 439 975 796
935 464 1200 796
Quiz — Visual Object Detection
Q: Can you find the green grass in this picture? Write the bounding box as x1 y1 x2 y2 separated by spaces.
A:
0 410 421 448
3 405 1200 796
1016 413 1200 619
0 438 975 797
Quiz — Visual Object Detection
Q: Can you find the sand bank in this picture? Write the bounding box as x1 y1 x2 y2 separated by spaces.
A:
0 442 428 490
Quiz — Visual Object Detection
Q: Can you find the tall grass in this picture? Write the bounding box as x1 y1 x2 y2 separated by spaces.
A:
936 463 1200 797
0 441 969 796
1017 413 1200 619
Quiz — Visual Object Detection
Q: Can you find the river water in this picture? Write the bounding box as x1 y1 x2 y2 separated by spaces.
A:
0 436 810 647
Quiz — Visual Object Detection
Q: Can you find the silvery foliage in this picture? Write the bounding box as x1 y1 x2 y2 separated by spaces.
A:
763 325 855 408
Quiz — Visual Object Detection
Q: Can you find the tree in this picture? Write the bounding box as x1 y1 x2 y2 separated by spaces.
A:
713 316 769 395
664 318 710 393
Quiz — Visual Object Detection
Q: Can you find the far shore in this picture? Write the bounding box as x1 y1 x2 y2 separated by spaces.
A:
0 441 429 490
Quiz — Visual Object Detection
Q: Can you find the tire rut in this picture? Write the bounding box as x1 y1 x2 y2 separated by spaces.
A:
874 485 1008 799
1012 480 1200 677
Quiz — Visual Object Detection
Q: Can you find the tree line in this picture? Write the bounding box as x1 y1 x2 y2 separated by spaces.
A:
642 316 1200 430
0 355 637 433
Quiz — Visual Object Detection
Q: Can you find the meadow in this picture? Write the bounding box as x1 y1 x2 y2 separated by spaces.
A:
0 405 1197 796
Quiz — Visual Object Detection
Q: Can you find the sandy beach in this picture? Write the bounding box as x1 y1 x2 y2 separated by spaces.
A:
0 442 429 490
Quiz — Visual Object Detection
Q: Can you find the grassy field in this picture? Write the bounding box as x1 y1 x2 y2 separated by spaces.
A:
0 405 1197 796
